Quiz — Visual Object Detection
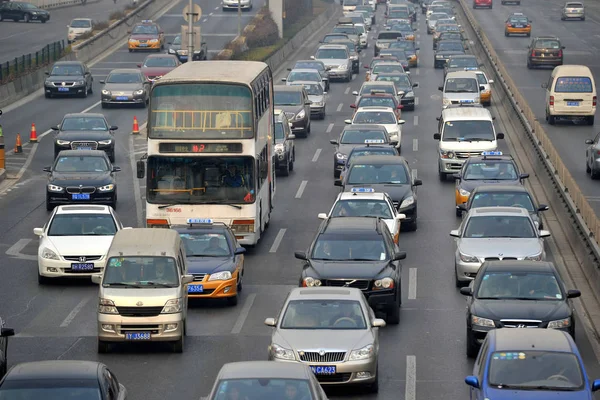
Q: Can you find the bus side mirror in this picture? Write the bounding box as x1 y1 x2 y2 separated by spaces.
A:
137 160 145 179
260 160 268 179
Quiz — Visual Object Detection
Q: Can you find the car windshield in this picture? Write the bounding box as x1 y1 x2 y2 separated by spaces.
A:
341 129 388 143
288 71 320 82
470 191 535 211
390 41 415 52
274 91 302 105
179 232 231 257
275 122 285 140
172 35 181 45
333 26 358 35
380 50 409 60
344 0 360 5
488 351 584 390
54 156 109 173
389 10 410 18
554 77 593 93
311 234 388 261
437 7 453 15
360 85 394 96
437 24 459 32
442 120 495 141
332 199 393 218
378 32 403 40
437 41 464 51
373 64 405 74
0 381 102 400
358 96 396 108
348 148 396 163
144 57 177 67
213 379 313 400
354 111 397 124
50 64 83 76
103 256 179 287
463 161 518 180
370 59 399 68
376 74 411 88
463 215 536 238
48 214 117 236
106 72 142 83
534 39 561 49
294 62 323 71
477 271 563 300
132 24 158 35
281 300 367 329
444 77 478 92
315 48 348 59
70 19 91 28
429 13 449 20
348 163 409 184
291 83 323 96
448 58 478 68
476 73 488 84
61 117 108 131
392 24 413 33
565 2 583 7
355 25 366 34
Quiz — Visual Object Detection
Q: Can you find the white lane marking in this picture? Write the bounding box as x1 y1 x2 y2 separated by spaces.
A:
337 103 343 112
5 239 36 261
214 6 219 9
312 148 322 162
38 101 101 141
416 68 420 75
209 12 214 16
413 115 419 126
344 87 350 94
231 293 257 334
202 33 238 37
202 18 208 22
269 229 287 253
412 169 418 180
295 180 308 199
0 28 35 42
129 134 144 228
326 123 334 133
60 297 91 327
405 355 416 400
408 268 417 299
412 138 418 152
415 97 419 106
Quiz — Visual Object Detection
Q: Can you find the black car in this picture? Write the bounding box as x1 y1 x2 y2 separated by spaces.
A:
166 34 208 63
443 55 481 78
0 318 14 379
336 155 421 230
44 150 120 211
460 260 581 357
295 217 406 324
289 60 331 92
52 113 117 162
433 40 466 68
331 124 394 178
273 85 311 137
434 31 465 50
374 31 404 56
375 72 418 110
44 61 93 98
0 1 49 22
339 145 399 180
457 185 549 229
0 360 127 399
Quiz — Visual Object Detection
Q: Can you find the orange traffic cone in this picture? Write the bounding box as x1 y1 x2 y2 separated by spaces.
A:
14 133 22 154
29 122 38 143
132 116 140 134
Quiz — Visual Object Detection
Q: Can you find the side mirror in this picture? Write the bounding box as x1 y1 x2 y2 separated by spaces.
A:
33 227 44 236
137 64 142 68
264 317 277 327
465 376 479 389
99 80 105 84
452 173 461 180
287 68 292 71
45 71 50 75
352 91 359 95
294 251 308 260
496 133 505 140
449 230 460 237
396 213 406 220
0 327 14 337
112 166 121 172
479 85 485 91
235 247 246 255
91 274 102 284
541 82 548 89
539 230 551 238
372 318 386 327
334 179 343 187
586 139 594 144
459 287 472 296
288 134 296 140
413 83 419 87
390 140 399 146
43 166 51 172
398 119 406 125
181 274 194 284
317 213 328 220
537 204 549 212
393 251 407 261
413 179 422 186
281 78 287 81
433 133 441 140
310 55 315 60
330 139 339 145
520 173 530 180
350 104 357 108
51 125 59 131
457 204 467 212
488 79 494 84
344 119 352 124
438 86 443 91
136 160 145 179
591 379 600 392
567 289 581 299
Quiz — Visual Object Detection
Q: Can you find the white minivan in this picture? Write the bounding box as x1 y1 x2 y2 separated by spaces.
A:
543 64 596 125
440 71 483 108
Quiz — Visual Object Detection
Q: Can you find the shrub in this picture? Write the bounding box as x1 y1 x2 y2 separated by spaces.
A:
77 31 95 41
93 20 109 30
245 8 279 48
109 10 126 20
124 3 137 10
284 0 312 25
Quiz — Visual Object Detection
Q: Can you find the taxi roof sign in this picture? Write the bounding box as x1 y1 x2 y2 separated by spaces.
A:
482 151 502 156
187 218 212 224
141 20 153 23
365 139 385 143
351 187 375 193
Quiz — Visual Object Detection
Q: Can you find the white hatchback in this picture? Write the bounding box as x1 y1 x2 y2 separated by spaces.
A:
345 106 405 149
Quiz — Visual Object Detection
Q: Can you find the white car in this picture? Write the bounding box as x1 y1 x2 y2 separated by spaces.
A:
318 188 406 242
222 0 252 10
345 106 405 149
67 18 93 44
34 205 127 284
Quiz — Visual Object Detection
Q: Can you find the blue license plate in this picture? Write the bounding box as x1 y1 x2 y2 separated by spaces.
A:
138 44 148 47
567 101 580 106
58 87 69 92
116 96 128 101
515 25 524 28
188 284 204 293
72 193 90 200
125 332 151 340
311 366 336 375
180 56 188 61
71 263 94 271
461 100 474 103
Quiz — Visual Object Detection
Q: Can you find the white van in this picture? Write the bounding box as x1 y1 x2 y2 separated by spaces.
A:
433 104 504 180
440 71 483 108
67 18 93 44
543 65 596 125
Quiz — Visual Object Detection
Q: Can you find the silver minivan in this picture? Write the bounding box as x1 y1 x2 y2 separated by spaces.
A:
92 228 194 353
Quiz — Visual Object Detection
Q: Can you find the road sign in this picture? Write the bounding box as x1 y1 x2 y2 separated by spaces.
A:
181 25 201 49
183 4 202 23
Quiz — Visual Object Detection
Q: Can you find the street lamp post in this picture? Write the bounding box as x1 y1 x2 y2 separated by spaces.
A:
238 0 242 37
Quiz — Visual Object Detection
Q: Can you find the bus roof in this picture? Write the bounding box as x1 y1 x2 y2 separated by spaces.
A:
157 61 270 84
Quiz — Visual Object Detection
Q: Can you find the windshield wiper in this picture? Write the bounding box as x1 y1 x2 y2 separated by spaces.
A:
466 138 493 142
144 281 176 288
520 386 578 391
346 258 379 261
276 103 300 106
103 282 145 288
476 297 501 300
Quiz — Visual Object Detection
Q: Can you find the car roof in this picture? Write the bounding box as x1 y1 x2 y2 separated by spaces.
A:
274 85 304 92
54 205 113 215
144 54 177 59
472 184 529 193
355 106 396 112
295 60 324 65
372 62 403 66
4 361 101 381
534 35 560 40
318 44 348 50
288 287 365 300
218 362 311 380
63 113 105 119
446 70 478 79
322 216 381 233
482 260 555 273
108 68 142 74
552 64 592 75
343 124 387 131
362 81 395 87
53 61 84 66
108 228 181 257
338 191 388 201
466 154 515 162
349 155 406 165
468 206 530 216
448 55 477 59
491 329 574 353
56 150 108 157
289 68 319 73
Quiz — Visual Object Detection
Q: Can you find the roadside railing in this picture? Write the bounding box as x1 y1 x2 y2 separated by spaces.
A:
0 41 69 84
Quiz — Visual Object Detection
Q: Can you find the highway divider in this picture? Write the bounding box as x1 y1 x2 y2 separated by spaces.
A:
27 0 101 10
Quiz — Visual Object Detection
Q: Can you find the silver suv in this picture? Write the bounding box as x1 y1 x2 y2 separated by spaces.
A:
274 110 296 176
313 44 352 82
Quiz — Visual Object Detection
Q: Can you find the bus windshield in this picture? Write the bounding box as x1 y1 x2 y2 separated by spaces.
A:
146 156 256 204
149 83 254 139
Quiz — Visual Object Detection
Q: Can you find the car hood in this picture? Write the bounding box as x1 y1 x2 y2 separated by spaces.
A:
275 105 304 116
436 50 465 57
308 94 324 103
129 34 159 41
141 67 175 76
104 83 144 92
471 299 571 321
345 183 412 202
307 260 390 279
187 257 234 274
101 287 178 306
273 328 374 353
49 172 113 186
46 75 85 83
482 387 591 400
69 27 92 34
458 238 543 258
446 66 479 73
439 141 496 151
56 131 112 141
318 59 349 67
47 235 114 255
460 180 520 192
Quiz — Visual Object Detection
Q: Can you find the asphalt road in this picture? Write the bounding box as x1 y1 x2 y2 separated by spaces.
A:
1 4 600 400
468 0 600 215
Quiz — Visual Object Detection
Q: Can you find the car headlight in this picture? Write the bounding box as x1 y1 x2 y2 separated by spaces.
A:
208 271 232 281
459 188 470 197
441 150 455 159
98 298 118 314
336 153 348 160
436 54 444 59
349 344 375 361
102 90 111 95
56 140 70 145
548 317 571 329
399 196 414 208
404 91 414 98
303 277 322 287
471 315 495 327
161 298 182 314
149 39 159 43
98 184 115 192
129 39 136 43
442 98 452 106
41 247 59 260
47 184 64 192
75 80 85 85
374 277 394 289
312 101 324 106
339 64 348 70
134 89 145 95
274 144 285 153
271 343 295 360
295 110 306 120
459 252 478 263
525 253 543 261
168 48 176 54
98 140 112 145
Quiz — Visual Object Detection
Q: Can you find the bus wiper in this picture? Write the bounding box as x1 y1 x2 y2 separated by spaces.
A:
158 203 180 209
103 282 144 288
227 204 243 209
145 281 175 288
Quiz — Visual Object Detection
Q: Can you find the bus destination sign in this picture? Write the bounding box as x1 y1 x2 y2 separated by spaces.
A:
159 142 243 153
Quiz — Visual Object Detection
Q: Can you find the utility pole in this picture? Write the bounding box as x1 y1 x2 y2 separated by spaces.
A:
188 0 194 58
238 0 242 37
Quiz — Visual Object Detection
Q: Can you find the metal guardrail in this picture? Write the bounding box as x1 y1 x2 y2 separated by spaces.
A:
0 41 68 84
456 0 600 264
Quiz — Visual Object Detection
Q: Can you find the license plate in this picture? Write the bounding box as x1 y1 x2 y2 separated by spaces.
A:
77 147 92 150
138 44 148 47
461 100 474 103
116 96 128 101
125 332 151 340
72 193 90 200
58 87 69 92
310 366 336 375
515 25 524 28
71 263 94 271
567 101 580 106
188 284 204 293
180 56 188 61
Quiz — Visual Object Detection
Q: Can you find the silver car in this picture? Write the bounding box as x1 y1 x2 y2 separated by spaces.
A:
290 81 327 119
585 133 600 178
313 44 352 82
222 0 252 10
283 69 326 92
561 1 584 20
265 287 385 392
450 207 550 286
100 69 150 108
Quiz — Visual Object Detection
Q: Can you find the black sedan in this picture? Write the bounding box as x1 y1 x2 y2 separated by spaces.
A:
44 150 120 211
460 260 580 358
339 145 399 181
0 360 127 399
433 40 466 68
44 61 93 98
0 1 49 22
52 113 117 162
0 318 14 379
295 216 406 324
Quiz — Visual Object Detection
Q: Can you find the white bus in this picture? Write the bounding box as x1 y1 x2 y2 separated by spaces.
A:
136 61 276 246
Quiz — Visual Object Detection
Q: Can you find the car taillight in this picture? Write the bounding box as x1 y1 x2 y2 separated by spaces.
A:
594 96 597 106
549 96 554 106
558 50 563 57
596 150 600 155
506 23 511 27
531 50 536 57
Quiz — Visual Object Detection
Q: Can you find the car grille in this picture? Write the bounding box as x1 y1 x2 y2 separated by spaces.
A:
500 319 541 328
455 151 482 159
51 82 76 87
483 257 518 261
138 40 148 43
325 279 370 290
66 186 96 194
71 141 98 150
64 255 102 261
116 306 163 317
192 273 207 282
177 50 188 55
316 373 352 383
299 351 346 363
119 325 160 334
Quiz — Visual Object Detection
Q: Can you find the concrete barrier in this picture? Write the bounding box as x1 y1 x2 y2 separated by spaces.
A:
28 0 101 10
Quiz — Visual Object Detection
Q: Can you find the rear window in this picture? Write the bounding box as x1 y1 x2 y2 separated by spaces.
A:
554 76 593 93
378 32 403 40
565 2 583 6
534 39 561 49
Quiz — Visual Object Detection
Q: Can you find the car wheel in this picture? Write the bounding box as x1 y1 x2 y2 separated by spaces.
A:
527 59 532 69
466 329 479 358
227 294 239 306
591 168 599 180
0 13 3 22
548 114 556 125
386 297 401 325
504 30 508 36
561 16 565 20
81 86 88 98
97 340 111 353
172 335 184 353
588 116 595 125
586 159 591 173
368 366 379 393
307 122 311 134
88 83 93 94
237 269 244 292
438 170 446 181
37 270 49 284
455 264 464 287
101 102 108 109
456 207 463 217
109 152 115 163
42 18 47 23
289 153 294 171
24 13 30 22
46 197 53 211
280 159 290 176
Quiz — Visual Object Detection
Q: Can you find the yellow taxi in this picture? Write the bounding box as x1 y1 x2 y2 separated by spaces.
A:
128 20 165 52
475 70 493 106
390 40 418 68
504 13 531 37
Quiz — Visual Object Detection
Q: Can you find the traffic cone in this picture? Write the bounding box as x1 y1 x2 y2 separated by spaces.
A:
132 116 140 134
29 122 38 143
14 133 22 154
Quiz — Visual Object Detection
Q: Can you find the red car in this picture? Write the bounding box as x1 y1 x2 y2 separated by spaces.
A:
138 54 181 82
473 0 493 8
